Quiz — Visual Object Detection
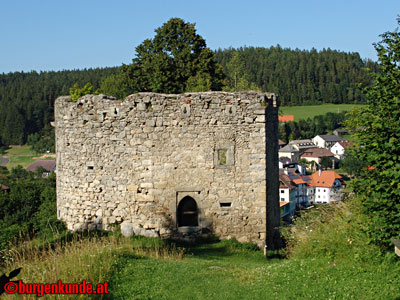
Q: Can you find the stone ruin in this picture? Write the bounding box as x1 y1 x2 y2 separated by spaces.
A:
54 91 279 246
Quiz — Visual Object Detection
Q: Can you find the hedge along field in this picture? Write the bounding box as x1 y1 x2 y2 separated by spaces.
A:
280 104 365 121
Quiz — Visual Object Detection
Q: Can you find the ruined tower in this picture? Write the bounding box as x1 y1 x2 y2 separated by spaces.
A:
54 91 279 246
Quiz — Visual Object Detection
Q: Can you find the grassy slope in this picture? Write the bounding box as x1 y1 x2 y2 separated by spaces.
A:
2 232 399 300
280 104 365 121
106 240 399 300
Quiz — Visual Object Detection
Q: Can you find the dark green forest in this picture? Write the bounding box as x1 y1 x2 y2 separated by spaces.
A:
0 46 376 146
0 68 119 146
215 46 378 106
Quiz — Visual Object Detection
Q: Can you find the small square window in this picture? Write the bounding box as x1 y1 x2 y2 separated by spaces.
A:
214 144 234 169
218 149 227 165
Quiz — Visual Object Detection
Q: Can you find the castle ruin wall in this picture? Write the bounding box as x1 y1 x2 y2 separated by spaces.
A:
54 91 278 246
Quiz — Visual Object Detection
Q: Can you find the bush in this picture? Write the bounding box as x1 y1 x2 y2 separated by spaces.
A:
282 199 382 263
70 82 96 102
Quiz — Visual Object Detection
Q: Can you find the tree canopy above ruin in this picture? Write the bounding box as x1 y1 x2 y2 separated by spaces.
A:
111 18 225 95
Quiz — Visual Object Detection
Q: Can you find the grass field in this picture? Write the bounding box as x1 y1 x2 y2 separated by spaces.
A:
3 235 399 300
2 145 55 169
280 104 365 121
106 239 399 300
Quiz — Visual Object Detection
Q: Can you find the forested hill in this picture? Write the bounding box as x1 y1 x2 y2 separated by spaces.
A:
0 67 118 145
0 47 377 145
215 46 378 106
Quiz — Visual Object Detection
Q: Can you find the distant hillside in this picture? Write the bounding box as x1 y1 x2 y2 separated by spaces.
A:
0 46 378 146
0 67 118 145
215 46 378 106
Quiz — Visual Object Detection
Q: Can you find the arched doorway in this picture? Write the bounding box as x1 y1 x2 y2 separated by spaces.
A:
177 196 198 227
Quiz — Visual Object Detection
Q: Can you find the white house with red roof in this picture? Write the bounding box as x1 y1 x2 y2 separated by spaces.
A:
307 170 344 204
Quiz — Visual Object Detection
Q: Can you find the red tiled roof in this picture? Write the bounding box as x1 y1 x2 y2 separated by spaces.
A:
309 170 342 188
279 173 296 189
278 139 286 146
278 115 294 122
293 178 307 185
280 201 290 207
338 141 351 149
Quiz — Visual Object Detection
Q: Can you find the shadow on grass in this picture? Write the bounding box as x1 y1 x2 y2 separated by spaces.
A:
165 236 287 261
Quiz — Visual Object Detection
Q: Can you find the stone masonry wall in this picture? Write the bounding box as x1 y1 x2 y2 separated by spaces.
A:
55 91 278 246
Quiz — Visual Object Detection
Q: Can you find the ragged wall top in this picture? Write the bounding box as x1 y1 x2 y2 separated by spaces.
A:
55 91 277 126
55 91 278 245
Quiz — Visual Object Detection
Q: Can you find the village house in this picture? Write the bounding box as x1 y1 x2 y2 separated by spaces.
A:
333 129 348 136
300 147 335 168
279 159 307 175
307 170 344 204
26 160 56 177
278 144 300 161
330 141 351 159
279 172 297 220
288 139 316 152
312 134 347 150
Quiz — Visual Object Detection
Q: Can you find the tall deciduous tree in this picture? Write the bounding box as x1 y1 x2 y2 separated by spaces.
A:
345 17 400 248
123 18 225 94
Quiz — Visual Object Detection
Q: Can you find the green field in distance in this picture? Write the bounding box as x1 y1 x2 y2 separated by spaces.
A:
280 104 365 121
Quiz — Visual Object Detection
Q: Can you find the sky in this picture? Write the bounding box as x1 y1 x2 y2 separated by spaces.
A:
0 0 399 73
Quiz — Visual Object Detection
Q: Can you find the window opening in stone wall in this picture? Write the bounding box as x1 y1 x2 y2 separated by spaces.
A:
177 196 198 227
220 202 231 208
218 149 227 165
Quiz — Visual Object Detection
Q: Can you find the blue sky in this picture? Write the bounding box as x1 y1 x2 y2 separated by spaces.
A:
0 0 399 73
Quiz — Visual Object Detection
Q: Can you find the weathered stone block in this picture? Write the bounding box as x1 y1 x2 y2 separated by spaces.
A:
121 221 134 237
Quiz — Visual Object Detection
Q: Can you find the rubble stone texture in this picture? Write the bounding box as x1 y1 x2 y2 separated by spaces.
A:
54 91 278 246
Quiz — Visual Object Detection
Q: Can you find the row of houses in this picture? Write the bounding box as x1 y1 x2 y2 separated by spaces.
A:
278 133 349 219
279 134 350 166
279 166 345 220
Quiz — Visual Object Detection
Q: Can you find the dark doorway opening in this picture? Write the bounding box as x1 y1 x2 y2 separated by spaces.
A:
177 196 198 227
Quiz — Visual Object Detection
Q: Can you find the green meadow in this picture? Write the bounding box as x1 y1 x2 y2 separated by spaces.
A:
2 202 399 300
280 104 365 121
